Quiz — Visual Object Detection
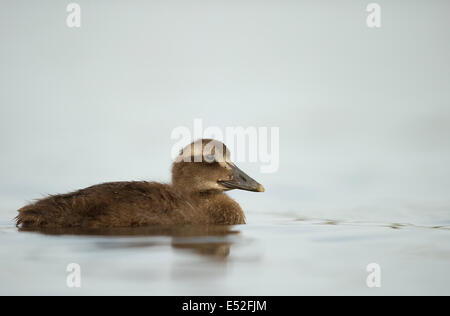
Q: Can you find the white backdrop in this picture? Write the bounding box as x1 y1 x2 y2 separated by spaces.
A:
1 0 449 225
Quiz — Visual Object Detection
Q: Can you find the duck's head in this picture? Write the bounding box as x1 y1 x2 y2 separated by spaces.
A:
172 139 265 194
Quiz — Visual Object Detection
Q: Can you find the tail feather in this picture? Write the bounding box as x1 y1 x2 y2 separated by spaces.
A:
16 205 47 227
16 194 97 228
16 198 67 228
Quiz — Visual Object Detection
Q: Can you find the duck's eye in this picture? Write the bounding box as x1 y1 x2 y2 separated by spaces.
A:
204 154 215 163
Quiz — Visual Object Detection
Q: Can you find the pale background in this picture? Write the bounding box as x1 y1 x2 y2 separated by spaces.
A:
1 0 449 225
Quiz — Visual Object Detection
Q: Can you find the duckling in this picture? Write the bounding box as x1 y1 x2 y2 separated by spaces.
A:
15 139 264 228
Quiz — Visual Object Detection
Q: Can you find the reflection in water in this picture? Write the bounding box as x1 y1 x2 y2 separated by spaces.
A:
18 225 240 259
172 242 231 258
5 215 450 295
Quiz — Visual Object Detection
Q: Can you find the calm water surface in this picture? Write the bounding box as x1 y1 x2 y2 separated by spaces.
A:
0 210 449 295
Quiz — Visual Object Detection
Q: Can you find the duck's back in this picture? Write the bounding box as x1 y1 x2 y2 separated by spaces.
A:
16 181 198 228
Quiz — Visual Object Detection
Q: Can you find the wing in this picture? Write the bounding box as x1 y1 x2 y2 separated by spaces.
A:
16 181 195 228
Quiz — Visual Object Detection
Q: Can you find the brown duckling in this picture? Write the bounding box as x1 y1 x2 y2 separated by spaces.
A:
15 139 264 228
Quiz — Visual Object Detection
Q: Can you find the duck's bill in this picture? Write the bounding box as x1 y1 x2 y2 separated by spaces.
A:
219 163 265 192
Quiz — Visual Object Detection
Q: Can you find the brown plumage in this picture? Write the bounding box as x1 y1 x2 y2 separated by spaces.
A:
15 139 264 228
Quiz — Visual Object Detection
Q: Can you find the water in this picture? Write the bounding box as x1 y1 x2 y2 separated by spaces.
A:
1 210 449 295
